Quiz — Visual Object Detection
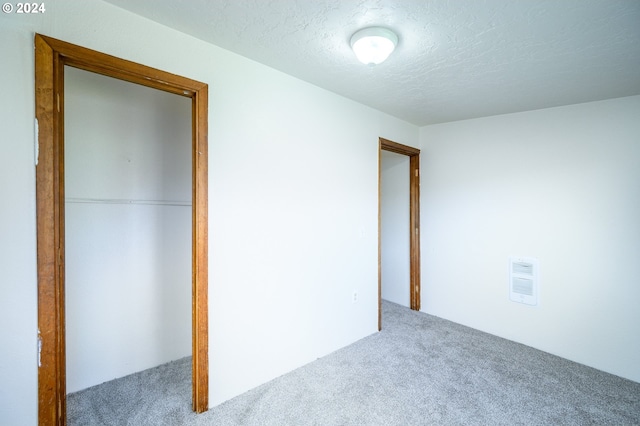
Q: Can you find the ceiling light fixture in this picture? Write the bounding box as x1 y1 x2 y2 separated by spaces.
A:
350 27 398 65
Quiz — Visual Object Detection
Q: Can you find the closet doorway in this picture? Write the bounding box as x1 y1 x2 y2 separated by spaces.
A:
35 34 209 424
378 138 420 330
64 66 192 397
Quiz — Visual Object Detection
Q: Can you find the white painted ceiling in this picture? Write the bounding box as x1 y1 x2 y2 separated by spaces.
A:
103 0 640 126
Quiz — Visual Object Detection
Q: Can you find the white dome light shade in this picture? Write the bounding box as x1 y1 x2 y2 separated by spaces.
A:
350 27 398 65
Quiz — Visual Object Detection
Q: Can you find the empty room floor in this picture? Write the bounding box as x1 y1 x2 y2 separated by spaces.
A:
68 301 640 425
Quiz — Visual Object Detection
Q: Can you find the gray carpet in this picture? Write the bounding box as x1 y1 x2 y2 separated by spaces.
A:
68 301 640 425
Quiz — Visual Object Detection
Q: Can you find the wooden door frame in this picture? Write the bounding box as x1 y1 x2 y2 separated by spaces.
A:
35 34 209 425
378 137 421 330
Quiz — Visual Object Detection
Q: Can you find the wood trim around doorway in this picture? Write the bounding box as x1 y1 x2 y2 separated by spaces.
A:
378 138 421 330
35 34 209 425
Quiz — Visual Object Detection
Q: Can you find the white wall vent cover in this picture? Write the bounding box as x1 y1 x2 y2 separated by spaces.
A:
509 256 539 306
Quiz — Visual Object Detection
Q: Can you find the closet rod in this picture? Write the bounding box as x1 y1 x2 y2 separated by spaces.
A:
65 197 191 207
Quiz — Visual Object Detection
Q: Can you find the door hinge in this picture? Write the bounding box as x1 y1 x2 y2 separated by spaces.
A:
37 329 42 367
34 118 39 166
415 169 419 177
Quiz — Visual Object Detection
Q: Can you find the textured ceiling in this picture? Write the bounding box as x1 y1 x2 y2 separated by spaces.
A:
103 0 640 126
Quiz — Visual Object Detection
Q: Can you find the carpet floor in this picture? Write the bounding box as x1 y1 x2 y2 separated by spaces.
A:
68 300 640 425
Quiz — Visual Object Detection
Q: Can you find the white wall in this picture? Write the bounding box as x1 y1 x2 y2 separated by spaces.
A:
420 96 640 383
64 67 192 393
380 150 410 307
0 1 419 423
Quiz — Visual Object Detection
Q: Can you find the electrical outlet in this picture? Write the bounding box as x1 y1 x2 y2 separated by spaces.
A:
352 291 358 303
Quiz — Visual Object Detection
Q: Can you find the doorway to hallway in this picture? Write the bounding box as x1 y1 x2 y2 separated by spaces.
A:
378 138 421 330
